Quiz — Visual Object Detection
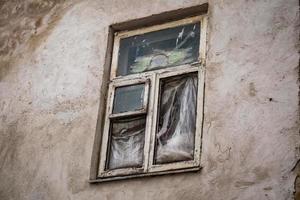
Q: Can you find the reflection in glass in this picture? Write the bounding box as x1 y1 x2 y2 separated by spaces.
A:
113 84 145 114
107 116 146 169
117 23 200 76
155 73 198 164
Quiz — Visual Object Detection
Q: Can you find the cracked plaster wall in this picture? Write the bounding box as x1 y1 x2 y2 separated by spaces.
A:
0 0 299 200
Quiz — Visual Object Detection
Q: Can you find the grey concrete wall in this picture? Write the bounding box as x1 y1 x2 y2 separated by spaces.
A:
0 0 299 199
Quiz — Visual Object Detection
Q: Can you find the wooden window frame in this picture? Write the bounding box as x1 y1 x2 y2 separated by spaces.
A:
90 8 208 183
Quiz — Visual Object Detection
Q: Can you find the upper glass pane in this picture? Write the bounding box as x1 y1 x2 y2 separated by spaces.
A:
113 84 145 114
117 22 200 76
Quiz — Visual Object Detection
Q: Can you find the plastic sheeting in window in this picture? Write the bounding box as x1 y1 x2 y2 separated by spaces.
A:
107 116 146 169
155 73 198 164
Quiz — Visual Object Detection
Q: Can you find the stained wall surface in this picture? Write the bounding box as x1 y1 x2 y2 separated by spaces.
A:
0 0 299 200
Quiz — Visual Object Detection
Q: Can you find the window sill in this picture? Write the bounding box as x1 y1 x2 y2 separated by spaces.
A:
89 166 201 183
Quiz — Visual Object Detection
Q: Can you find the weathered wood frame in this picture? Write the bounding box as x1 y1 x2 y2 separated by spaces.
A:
148 66 204 172
108 78 150 119
98 77 152 177
90 11 207 182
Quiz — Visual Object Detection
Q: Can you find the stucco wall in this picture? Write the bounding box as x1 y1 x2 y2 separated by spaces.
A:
0 0 299 199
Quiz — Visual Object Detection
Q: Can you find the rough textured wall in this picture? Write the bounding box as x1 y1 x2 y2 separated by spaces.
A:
0 0 299 200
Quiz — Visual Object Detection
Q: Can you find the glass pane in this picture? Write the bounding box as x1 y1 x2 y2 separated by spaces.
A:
154 73 198 164
113 84 145 114
107 116 146 169
117 22 200 76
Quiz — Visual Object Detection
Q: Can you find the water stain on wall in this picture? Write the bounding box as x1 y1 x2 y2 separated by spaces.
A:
252 166 270 181
0 0 73 80
0 120 25 171
0 60 11 80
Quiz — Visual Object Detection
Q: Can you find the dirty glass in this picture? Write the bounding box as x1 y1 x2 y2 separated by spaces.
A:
117 23 200 76
154 73 198 164
113 84 145 114
107 116 146 169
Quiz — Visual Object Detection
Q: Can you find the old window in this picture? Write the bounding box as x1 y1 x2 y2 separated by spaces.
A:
94 15 207 181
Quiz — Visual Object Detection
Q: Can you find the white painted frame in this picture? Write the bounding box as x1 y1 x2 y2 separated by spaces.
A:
97 15 207 180
148 66 205 173
109 79 150 119
110 15 207 80
98 76 152 177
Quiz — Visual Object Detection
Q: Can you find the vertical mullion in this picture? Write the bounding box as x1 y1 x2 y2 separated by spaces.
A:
143 80 150 112
143 74 156 172
140 76 151 172
147 73 160 171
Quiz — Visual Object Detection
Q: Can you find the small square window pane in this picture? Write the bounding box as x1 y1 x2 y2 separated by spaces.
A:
117 23 200 76
154 73 198 164
113 84 145 114
107 116 146 170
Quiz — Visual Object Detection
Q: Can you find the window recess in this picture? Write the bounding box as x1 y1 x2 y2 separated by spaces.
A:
94 15 207 182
